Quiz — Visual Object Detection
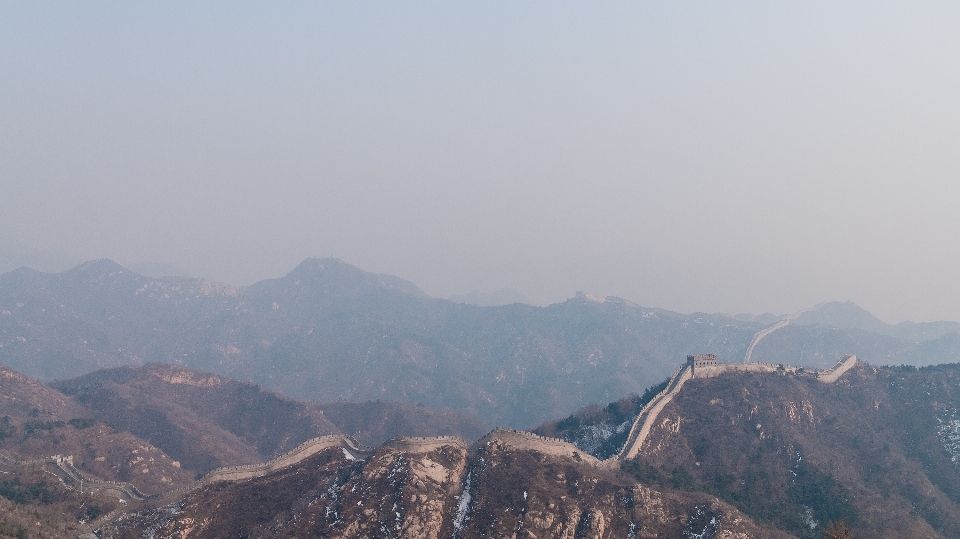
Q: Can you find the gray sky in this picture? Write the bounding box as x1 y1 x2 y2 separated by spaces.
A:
2 2 959 323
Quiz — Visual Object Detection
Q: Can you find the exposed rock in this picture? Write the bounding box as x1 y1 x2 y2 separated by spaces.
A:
106 439 790 538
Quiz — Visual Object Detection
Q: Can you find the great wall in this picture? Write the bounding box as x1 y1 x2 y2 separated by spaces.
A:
616 352 858 461
743 319 790 363
478 428 605 466
0 453 147 501
2 321 863 539
3 351 860 513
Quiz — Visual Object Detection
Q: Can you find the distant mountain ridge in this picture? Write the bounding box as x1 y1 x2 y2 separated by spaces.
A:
449 288 531 306
793 300 960 341
2 258 960 428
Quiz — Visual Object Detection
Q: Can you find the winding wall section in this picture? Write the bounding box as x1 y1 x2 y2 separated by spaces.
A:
0 453 146 500
616 354 858 461
479 428 604 466
616 365 693 461
743 320 789 363
200 435 365 483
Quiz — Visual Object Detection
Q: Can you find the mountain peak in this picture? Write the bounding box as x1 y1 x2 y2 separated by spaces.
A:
67 258 132 277
279 257 427 297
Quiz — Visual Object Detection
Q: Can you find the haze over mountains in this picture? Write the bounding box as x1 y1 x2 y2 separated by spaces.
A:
448 288 531 307
3 260 960 537
2 258 959 429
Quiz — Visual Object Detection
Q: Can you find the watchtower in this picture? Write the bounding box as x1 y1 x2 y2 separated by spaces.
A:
687 353 718 377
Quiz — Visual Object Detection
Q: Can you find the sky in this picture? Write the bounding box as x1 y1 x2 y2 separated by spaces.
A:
2 2 959 323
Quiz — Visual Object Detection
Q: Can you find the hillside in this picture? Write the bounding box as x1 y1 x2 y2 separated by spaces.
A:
108 435 792 539
0 364 493 538
52 364 342 473
11 358 960 538
52 363 490 471
0 258 760 427
533 361 960 538
0 365 194 497
613 363 960 538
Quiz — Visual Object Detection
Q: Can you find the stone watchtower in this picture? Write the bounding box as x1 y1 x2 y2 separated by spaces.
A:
687 353 718 377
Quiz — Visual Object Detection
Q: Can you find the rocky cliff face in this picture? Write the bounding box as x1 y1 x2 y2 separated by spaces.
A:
107 437 791 539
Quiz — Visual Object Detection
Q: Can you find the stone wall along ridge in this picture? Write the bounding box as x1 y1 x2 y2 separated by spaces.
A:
614 366 685 462
743 319 790 363
479 428 604 466
383 435 467 453
0 452 146 500
818 354 858 383
743 306 817 363
201 434 362 484
617 364 693 461
693 355 857 383
617 354 858 462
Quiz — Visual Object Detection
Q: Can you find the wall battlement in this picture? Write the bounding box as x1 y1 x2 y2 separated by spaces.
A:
687 354 718 377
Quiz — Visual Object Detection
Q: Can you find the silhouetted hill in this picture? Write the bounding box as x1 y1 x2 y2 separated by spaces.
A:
793 301 891 334
795 301 960 341
747 322 960 369
0 259 760 427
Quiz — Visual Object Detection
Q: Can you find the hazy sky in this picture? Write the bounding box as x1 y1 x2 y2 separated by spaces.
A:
2 2 959 323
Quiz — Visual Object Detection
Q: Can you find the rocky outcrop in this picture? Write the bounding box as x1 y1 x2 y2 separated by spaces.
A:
109 437 472 539
107 435 791 539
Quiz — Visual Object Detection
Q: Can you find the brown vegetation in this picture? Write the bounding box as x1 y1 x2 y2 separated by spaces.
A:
623 363 960 538
109 441 791 538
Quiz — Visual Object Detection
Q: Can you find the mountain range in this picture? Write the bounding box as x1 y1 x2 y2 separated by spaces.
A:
3 352 960 536
1 359 956 537
2 258 960 430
